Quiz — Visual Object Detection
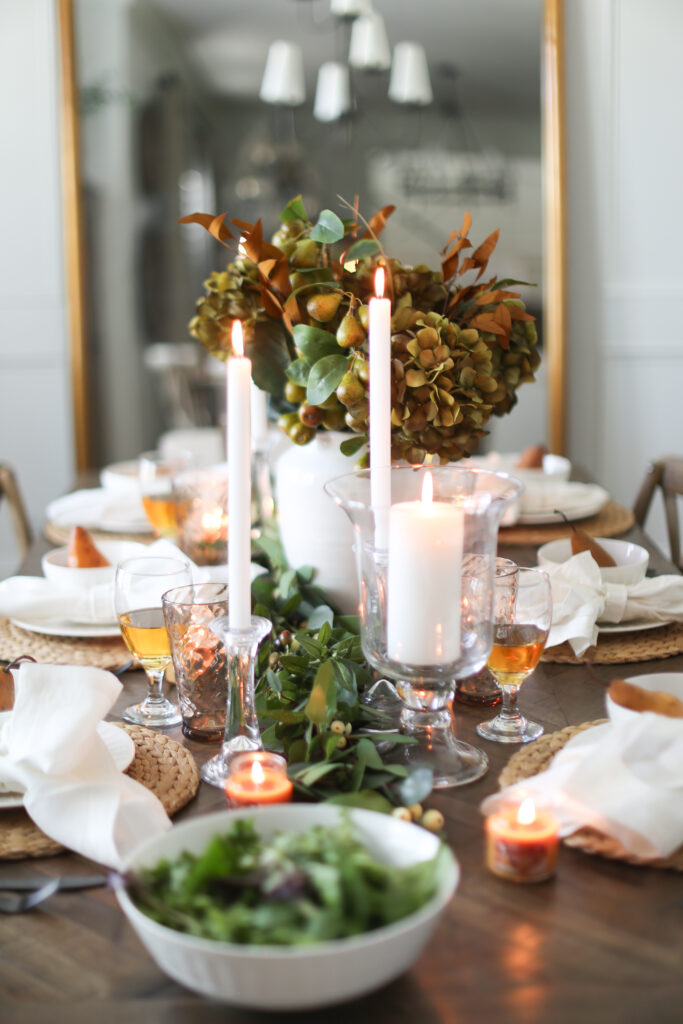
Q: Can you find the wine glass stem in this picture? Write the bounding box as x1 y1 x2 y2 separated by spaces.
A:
144 668 167 705
499 684 524 724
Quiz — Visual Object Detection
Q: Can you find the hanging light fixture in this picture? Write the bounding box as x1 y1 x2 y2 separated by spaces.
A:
259 40 306 105
313 62 352 122
348 11 391 71
331 0 372 18
388 42 433 105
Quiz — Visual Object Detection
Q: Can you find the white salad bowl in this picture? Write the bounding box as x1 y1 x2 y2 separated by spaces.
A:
116 804 459 1011
537 537 649 585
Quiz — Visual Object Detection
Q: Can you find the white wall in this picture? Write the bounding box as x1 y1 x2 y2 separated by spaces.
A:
565 0 683 555
0 0 73 576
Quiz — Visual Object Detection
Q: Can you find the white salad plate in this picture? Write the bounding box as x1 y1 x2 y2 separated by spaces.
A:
597 618 672 635
10 615 121 639
516 483 609 524
0 722 135 810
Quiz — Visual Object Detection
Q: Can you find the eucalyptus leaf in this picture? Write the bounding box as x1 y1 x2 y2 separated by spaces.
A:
339 435 367 457
307 605 335 630
306 354 349 406
286 357 312 386
280 194 308 223
309 209 345 244
398 767 434 806
345 238 380 260
292 324 340 362
295 760 340 787
245 320 290 398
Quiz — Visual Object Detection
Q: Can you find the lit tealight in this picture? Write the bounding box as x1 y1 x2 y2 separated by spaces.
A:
224 751 294 807
485 795 560 883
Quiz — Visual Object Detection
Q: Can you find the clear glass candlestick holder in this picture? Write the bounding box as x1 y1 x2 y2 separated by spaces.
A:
199 615 272 788
325 466 523 788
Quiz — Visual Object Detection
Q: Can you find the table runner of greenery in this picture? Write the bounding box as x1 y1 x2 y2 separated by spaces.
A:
251 535 433 812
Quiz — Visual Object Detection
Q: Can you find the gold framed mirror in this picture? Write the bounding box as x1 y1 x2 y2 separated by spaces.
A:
57 0 566 470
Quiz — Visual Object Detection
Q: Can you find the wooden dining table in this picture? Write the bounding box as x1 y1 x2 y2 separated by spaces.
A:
1 513 682 1024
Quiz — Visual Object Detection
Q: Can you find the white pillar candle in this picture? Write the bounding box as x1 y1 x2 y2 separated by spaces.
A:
369 266 392 549
387 472 463 665
227 320 252 629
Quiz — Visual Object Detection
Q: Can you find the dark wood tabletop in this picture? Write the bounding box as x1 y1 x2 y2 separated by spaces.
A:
2 519 682 1024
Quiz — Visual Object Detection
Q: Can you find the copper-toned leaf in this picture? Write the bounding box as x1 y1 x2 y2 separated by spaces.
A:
260 281 284 319
469 229 500 281
178 212 233 246
231 217 255 234
442 237 473 282
469 314 507 336
508 306 536 322
283 293 301 333
493 303 512 331
361 204 396 240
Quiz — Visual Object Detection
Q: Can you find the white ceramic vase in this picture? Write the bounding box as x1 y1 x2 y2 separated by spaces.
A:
274 431 359 613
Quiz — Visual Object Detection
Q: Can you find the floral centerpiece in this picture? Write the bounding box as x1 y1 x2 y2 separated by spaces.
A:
182 196 540 465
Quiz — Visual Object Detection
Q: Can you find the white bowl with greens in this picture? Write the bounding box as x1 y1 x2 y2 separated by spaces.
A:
116 804 459 1010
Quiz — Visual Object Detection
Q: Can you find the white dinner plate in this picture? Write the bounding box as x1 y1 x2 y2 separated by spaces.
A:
10 615 121 639
516 484 609 524
46 488 153 535
0 721 135 810
597 618 672 635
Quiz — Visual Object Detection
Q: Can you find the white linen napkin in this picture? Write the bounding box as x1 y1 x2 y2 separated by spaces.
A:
480 704 683 860
545 550 683 655
46 488 151 533
0 575 118 625
0 540 262 626
0 663 171 868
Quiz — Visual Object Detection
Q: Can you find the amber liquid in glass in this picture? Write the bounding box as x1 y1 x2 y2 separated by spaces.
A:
119 608 171 670
487 623 547 687
141 494 177 536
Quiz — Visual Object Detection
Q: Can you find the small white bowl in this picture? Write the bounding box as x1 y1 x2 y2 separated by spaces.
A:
42 540 147 591
100 460 141 495
116 804 459 1011
537 537 649 585
606 672 683 723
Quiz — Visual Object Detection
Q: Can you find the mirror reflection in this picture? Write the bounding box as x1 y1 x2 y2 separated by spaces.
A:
73 0 543 465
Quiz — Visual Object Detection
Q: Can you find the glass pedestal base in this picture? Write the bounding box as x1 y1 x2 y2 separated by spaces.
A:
399 707 488 788
200 735 262 788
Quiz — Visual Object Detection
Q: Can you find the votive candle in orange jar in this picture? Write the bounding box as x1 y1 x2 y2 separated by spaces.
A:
485 796 559 882
224 751 293 807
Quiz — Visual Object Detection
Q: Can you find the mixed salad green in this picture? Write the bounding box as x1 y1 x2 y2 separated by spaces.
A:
128 817 444 946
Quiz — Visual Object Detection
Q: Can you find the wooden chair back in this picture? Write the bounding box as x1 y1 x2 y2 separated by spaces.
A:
0 464 33 562
633 456 683 569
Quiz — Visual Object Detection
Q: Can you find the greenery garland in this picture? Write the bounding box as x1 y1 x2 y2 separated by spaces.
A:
250 533 434 814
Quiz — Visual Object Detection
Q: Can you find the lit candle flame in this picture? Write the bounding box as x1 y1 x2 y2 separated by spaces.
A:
201 507 225 531
421 471 434 506
517 797 536 826
232 319 244 358
374 266 385 299
251 759 265 785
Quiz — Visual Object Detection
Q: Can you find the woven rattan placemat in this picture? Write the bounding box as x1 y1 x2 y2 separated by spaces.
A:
499 500 635 546
0 618 131 672
0 724 200 860
498 720 683 870
542 620 683 665
43 521 154 546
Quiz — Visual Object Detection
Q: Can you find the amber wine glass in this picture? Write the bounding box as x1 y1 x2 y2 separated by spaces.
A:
115 555 192 726
139 451 193 539
476 566 552 744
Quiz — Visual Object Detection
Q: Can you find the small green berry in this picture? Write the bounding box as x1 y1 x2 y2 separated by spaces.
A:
392 807 413 822
421 809 445 832
408 803 424 821
330 720 345 735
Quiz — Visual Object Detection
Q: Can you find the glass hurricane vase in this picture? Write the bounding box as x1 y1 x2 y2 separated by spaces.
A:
325 466 523 788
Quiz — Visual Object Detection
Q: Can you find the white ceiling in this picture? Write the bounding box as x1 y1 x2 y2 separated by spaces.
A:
147 0 542 115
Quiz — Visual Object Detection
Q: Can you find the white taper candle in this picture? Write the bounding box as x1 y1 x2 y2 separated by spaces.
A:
227 320 252 629
369 266 392 549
